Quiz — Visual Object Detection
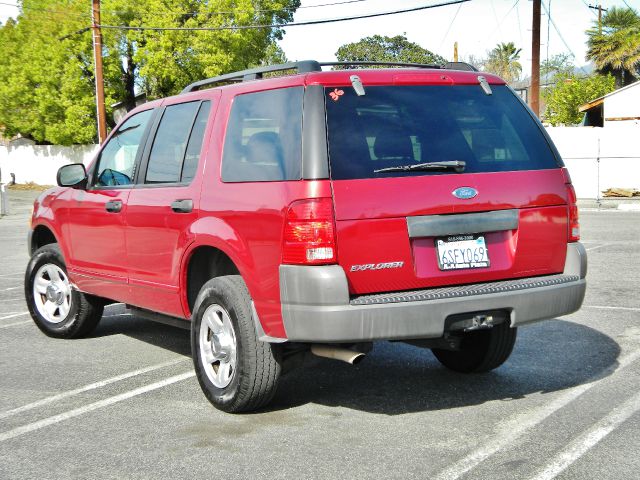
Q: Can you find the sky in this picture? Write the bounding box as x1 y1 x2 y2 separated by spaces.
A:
1 0 639 78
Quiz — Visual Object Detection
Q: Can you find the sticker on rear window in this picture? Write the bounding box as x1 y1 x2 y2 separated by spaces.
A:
329 88 344 102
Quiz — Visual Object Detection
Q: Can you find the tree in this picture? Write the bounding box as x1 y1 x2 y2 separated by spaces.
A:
335 35 446 67
0 0 300 145
484 42 522 83
542 74 614 126
541 53 575 78
586 6 640 87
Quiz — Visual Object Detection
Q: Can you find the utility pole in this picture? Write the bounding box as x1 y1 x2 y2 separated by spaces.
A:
530 0 541 117
453 41 458 62
588 4 608 34
91 0 107 144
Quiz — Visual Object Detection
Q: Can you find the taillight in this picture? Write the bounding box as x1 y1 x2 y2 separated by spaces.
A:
282 198 337 265
563 168 580 242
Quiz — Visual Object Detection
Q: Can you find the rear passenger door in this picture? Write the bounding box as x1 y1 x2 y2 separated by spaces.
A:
126 97 216 317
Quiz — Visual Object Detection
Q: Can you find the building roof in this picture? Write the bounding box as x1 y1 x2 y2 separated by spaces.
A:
579 80 640 113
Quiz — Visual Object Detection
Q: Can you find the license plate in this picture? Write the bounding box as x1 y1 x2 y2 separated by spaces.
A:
436 234 490 270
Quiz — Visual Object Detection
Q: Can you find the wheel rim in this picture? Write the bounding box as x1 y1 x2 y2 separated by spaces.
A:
199 304 237 388
32 263 72 324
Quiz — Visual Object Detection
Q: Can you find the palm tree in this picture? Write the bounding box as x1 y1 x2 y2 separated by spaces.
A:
586 6 640 87
484 42 522 83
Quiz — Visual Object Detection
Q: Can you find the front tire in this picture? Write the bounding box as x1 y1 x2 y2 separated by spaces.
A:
25 244 104 338
191 276 281 413
432 321 517 373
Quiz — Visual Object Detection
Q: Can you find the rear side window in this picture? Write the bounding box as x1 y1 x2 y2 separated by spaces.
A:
221 87 303 182
326 85 560 180
95 109 153 187
145 101 209 184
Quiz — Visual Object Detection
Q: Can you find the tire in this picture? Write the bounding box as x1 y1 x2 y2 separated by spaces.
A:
432 321 517 373
191 275 281 413
25 244 104 339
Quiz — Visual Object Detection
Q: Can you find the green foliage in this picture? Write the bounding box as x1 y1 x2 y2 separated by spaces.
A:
541 53 575 78
335 35 446 67
484 42 522 83
542 74 615 126
586 6 640 87
0 0 299 145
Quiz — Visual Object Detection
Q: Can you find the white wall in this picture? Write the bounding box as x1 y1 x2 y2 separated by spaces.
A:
0 145 99 186
545 126 640 198
604 84 640 127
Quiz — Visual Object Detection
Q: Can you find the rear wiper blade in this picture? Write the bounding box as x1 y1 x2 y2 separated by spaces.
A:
374 160 466 174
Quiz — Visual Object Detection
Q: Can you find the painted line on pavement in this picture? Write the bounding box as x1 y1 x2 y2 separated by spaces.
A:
0 272 22 278
584 305 640 312
1 286 21 292
0 371 195 442
531 390 640 480
0 320 31 329
585 244 608 252
0 312 28 320
432 348 640 480
0 358 187 420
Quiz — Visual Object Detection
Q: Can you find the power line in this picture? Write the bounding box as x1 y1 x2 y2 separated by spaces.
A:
97 0 471 32
487 0 520 41
99 0 372 17
0 1 90 19
541 0 588 74
438 1 464 50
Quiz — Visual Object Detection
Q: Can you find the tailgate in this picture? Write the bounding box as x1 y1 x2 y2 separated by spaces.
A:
332 170 568 295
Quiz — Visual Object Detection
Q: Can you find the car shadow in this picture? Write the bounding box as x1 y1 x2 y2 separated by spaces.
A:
91 304 192 357
93 307 621 416
266 319 621 415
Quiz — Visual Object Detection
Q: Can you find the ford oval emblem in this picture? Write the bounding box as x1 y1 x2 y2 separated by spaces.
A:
452 187 478 199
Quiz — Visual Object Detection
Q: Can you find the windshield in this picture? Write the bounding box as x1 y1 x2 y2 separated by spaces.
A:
325 85 560 180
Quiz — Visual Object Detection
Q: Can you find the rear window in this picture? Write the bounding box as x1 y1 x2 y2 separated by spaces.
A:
325 85 560 180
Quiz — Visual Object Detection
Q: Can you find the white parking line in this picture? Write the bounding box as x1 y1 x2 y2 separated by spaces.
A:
531 390 640 480
585 305 640 312
0 272 22 278
0 320 31 329
0 312 28 320
1 286 21 292
585 244 608 252
0 358 187 420
432 348 640 480
0 371 195 442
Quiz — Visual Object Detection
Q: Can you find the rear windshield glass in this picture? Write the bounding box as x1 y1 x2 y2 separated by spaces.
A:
325 85 560 180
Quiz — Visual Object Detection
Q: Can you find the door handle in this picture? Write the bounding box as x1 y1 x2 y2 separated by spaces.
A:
171 199 193 213
105 200 122 213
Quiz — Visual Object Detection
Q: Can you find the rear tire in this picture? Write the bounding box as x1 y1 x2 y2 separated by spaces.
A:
432 321 517 373
25 244 104 339
191 275 281 413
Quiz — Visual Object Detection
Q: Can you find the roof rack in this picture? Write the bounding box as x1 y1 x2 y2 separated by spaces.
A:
181 60 478 93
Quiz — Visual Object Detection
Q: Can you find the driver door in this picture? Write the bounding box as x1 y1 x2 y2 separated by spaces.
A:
66 108 155 303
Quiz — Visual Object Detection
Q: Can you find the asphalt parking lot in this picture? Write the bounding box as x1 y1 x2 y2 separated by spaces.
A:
0 190 639 480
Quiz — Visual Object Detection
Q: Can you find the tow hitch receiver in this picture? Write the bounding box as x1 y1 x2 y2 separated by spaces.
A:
446 311 508 333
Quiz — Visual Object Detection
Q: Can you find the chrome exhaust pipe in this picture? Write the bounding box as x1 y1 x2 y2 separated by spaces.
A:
311 345 366 365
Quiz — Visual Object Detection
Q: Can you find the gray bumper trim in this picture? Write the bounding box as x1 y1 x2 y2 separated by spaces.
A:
351 274 579 306
279 242 587 343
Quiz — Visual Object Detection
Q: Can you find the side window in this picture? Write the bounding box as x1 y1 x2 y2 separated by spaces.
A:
95 109 153 187
145 102 202 184
181 102 211 183
221 87 303 182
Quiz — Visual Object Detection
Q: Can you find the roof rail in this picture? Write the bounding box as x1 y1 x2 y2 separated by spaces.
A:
181 60 322 93
181 60 479 93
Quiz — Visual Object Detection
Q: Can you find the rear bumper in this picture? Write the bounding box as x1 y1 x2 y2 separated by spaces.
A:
279 242 587 342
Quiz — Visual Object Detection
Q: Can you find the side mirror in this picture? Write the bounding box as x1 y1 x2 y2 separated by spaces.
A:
57 163 87 189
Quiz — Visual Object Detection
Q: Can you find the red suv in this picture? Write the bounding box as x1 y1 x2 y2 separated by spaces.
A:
25 61 587 412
